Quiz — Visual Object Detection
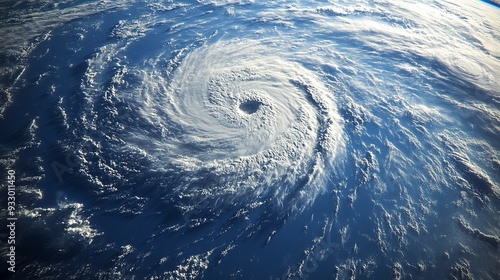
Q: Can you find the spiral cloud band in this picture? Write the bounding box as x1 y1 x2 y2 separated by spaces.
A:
132 40 344 209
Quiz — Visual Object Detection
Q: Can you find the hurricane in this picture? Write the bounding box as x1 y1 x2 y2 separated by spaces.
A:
0 0 499 279
123 40 344 211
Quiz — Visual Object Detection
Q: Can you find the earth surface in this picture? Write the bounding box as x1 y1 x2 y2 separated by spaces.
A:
0 0 499 279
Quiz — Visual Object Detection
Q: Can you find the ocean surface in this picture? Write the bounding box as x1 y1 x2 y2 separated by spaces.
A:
0 0 499 279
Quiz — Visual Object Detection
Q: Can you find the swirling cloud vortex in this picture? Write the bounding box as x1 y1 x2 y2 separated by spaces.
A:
136 40 344 210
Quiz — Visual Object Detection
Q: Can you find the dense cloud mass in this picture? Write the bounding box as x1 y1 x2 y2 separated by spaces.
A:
0 0 499 279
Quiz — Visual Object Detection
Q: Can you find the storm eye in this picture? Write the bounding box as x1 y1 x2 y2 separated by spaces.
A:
239 100 262 114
